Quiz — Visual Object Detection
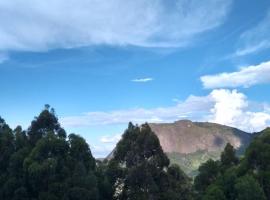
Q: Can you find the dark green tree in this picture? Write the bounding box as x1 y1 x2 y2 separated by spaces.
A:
202 185 226 200
28 105 66 145
161 164 193 200
220 143 238 169
110 123 192 200
235 175 266 200
194 159 220 194
0 107 101 200
0 117 15 199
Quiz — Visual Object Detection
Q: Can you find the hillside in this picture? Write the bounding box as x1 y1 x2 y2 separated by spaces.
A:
148 120 253 176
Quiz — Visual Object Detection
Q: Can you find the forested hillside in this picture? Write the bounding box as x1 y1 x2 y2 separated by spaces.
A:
0 106 269 200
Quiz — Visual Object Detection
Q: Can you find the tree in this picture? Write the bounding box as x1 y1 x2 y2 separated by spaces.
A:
234 128 270 199
110 123 192 200
28 105 66 145
0 109 102 200
112 123 169 199
218 168 237 200
220 143 238 169
202 185 226 200
162 164 193 200
68 134 96 172
194 159 220 194
0 117 15 199
235 175 266 200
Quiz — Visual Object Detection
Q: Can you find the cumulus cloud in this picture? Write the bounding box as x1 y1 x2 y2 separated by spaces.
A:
61 89 270 133
235 10 270 56
131 78 154 83
208 89 270 132
0 0 231 52
201 61 270 89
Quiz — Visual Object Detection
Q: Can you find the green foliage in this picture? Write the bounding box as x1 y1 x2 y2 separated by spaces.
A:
0 107 99 200
1 107 270 200
194 129 270 200
109 123 193 200
168 150 221 177
202 185 226 200
194 159 220 193
220 143 239 169
6 108 194 200
235 175 266 200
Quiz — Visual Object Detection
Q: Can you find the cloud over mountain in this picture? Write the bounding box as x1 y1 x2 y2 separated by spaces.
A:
61 89 270 132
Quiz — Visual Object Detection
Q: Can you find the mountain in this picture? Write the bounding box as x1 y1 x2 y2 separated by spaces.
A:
149 120 253 176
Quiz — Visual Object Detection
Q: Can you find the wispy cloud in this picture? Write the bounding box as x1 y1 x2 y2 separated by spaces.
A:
100 134 122 143
61 95 212 126
131 77 154 83
201 61 270 89
0 0 231 52
61 89 270 133
235 10 270 56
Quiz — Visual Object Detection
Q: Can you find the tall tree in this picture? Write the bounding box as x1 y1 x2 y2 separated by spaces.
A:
220 143 238 169
28 105 66 145
110 123 192 200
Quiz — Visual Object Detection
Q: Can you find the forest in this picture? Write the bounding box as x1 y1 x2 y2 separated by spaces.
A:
0 106 269 200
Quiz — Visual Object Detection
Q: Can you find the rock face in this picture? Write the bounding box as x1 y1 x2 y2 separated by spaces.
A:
149 120 251 155
148 120 253 176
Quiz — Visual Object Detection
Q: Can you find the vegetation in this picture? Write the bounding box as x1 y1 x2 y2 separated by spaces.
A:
194 130 270 200
0 106 270 199
150 120 252 177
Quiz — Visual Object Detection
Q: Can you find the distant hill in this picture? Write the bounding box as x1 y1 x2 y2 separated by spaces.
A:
149 120 253 176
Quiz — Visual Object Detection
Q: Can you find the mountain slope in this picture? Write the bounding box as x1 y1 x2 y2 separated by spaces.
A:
148 120 253 176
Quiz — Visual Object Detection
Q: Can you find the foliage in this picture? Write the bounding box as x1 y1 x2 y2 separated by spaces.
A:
194 130 270 200
109 122 193 200
1 106 270 200
235 175 266 200
0 106 99 200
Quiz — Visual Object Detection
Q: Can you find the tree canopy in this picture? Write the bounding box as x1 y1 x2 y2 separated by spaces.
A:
1 106 270 200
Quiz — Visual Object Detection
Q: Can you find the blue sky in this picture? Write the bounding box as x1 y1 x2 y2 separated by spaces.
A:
1 0 270 157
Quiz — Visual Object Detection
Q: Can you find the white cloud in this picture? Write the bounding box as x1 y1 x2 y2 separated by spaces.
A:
201 61 270 89
92 133 122 157
208 89 270 132
131 78 154 83
235 10 270 56
61 89 270 133
0 0 231 52
61 94 212 127
100 134 122 143
91 144 116 158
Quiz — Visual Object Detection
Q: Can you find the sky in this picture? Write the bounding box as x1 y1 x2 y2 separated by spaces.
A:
1 0 270 157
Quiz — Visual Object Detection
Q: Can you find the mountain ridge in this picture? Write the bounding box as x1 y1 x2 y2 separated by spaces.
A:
108 120 255 176
148 120 253 175
149 120 252 154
